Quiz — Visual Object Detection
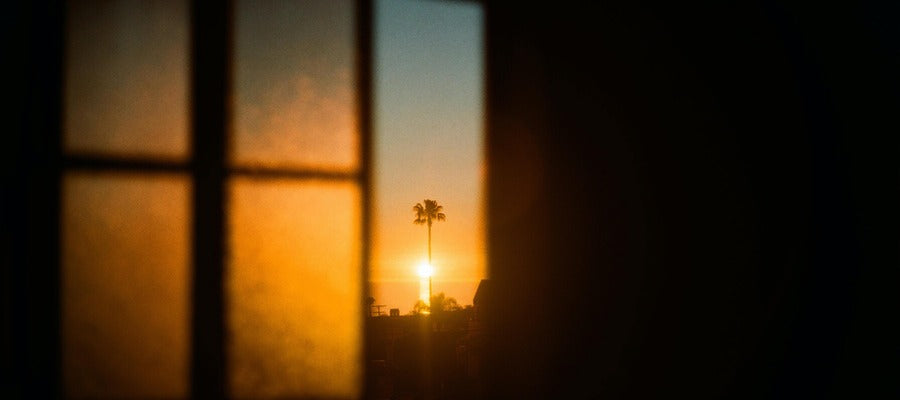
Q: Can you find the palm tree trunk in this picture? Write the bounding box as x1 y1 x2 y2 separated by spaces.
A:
428 223 432 304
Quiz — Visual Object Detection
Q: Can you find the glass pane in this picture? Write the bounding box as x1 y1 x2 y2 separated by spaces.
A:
228 179 361 399
64 0 189 159
232 0 358 171
62 173 190 399
372 0 486 314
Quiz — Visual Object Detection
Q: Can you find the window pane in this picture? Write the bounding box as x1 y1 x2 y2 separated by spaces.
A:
62 173 190 399
232 0 358 171
64 0 189 159
228 179 361 399
372 0 486 313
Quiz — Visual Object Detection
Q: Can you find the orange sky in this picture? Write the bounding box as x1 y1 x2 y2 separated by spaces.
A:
371 0 485 313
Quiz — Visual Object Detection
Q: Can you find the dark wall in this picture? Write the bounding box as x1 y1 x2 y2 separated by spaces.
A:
3 2 63 398
485 1 897 398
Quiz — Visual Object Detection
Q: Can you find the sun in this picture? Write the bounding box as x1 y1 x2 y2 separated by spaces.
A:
416 261 434 304
416 260 434 278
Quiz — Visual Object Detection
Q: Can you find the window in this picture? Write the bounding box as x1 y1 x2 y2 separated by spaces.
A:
228 1 361 398
63 2 191 397
57 0 483 398
62 1 367 398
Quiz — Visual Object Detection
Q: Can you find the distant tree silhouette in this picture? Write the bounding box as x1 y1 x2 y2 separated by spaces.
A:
430 292 461 313
413 199 446 302
410 299 430 315
409 292 461 315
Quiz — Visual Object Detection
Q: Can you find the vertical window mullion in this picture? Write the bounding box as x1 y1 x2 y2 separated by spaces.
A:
190 1 231 398
356 0 374 398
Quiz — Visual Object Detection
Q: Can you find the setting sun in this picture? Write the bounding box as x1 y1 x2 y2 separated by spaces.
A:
416 260 434 278
417 261 434 305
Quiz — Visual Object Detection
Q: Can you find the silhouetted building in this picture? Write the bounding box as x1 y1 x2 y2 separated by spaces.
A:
368 303 476 400
459 279 491 395
370 304 387 317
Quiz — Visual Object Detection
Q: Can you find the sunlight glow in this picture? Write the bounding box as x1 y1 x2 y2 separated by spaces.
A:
416 261 434 279
419 278 430 305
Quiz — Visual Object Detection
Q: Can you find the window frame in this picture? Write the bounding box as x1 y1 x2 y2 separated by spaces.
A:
53 0 374 398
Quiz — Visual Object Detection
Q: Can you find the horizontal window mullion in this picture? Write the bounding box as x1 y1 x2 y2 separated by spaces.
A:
63 156 360 181
228 166 359 181
63 155 188 173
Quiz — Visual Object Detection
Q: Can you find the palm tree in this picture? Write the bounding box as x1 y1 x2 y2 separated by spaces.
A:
413 199 446 304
